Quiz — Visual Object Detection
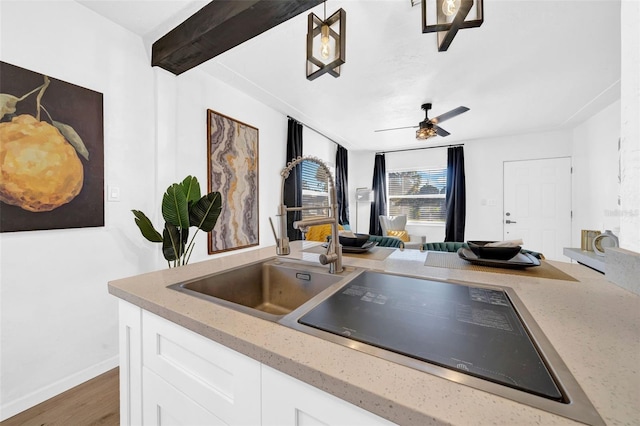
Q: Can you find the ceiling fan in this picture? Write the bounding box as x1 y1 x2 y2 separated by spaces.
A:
374 103 470 140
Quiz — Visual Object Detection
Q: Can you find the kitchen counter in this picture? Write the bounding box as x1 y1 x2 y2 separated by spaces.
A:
563 248 606 273
108 242 640 425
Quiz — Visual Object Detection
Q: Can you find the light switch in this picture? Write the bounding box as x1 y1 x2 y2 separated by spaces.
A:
108 185 120 202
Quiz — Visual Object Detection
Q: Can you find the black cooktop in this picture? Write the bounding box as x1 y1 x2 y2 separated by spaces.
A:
298 271 563 401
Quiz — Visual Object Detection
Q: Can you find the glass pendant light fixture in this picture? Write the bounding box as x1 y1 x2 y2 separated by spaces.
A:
441 0 461 16
320 24 331 59
306 1 346 81
421 0 483 51
416 124 438 140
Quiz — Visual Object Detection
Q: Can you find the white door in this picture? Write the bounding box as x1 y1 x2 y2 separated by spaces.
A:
503 158 572 261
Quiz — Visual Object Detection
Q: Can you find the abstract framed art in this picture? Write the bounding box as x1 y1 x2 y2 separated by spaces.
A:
0 61 104 232
207 109 259 254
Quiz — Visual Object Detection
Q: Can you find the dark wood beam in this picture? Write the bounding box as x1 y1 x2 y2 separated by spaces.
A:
152 0 324 75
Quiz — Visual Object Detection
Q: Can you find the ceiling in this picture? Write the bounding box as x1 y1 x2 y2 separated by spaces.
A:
77 0 621 152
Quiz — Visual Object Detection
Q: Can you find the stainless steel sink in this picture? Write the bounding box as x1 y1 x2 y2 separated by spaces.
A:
170 258 358 321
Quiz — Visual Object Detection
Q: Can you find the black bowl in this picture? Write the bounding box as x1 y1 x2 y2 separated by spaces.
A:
339 233 370 248
467 241 521 260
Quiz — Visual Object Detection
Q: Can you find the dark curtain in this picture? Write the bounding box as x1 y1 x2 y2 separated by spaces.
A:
369 153 387 236
284 118 303 241
444 146 466 242
335 145 350 226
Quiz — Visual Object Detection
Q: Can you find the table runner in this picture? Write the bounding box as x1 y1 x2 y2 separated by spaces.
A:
424 251 578 281
303 245 395 261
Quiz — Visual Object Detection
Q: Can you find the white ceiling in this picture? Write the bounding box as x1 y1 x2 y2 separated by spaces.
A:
77 0 621 151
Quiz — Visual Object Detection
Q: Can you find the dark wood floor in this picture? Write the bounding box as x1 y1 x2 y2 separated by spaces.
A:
1 368 119 426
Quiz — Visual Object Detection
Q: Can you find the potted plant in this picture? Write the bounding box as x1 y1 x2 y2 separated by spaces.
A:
132 176 222 267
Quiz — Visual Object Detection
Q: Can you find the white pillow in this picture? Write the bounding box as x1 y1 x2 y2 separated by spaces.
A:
386 215 407 231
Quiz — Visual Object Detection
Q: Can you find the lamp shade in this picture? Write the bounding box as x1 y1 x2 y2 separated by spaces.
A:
356 188 373 203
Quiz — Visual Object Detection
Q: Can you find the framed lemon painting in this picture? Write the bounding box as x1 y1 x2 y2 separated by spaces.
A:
0 61 104 232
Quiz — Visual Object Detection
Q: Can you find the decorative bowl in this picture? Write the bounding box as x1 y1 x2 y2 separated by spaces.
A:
467 241 521 260
339 233 370 248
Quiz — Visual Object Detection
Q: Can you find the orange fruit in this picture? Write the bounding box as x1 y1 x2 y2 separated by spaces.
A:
0 114 84 212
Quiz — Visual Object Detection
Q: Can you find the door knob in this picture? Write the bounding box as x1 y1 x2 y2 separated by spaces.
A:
505 220 517 224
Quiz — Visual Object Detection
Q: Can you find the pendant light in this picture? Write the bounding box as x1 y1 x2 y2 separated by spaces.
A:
421 0 483 51
306 1 346 81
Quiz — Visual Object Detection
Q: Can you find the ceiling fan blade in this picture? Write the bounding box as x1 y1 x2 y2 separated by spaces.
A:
434 125 450 137
431 106 469 124
374 125 418 133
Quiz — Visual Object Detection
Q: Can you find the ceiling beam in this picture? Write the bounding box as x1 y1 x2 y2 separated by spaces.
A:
152 0 324 75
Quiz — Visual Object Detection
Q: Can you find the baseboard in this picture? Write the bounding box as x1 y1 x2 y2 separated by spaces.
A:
0 355 119 421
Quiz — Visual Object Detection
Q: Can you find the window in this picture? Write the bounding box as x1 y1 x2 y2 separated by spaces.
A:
301 160 332 219
387 168 447 223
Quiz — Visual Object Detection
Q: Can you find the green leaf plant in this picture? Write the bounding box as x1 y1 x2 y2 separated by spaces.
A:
133 176 222 268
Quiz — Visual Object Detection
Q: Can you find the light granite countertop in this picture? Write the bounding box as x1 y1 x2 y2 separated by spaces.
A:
108 242 640 425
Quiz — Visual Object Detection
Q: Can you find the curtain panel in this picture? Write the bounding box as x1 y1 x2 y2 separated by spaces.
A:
284 118 303 241
335 145 350 226
369 153 387 236
445 146 466 242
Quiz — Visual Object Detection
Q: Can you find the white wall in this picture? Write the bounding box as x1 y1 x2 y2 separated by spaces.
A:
571 100 621 246
464 130 573 243
303 127 336 167
158 67 288 263
348 150 376 234
0 1 156 419
348 130 573 242
620 0 640 252
349 111 634 256
0 1 289 419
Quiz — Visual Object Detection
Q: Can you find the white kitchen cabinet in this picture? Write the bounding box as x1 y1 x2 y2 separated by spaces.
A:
119 300 261 426
118 300 393 426
142 368 228 425
118 300 143 426
141 310 261 425
262 364 394 426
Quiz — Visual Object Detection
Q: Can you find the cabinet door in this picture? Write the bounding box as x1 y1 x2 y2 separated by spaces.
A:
262 365 395 426
142 311 261 425
118 300 142 426
143 368 226 425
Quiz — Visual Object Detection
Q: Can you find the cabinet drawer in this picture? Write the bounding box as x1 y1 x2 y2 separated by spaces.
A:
142 311 261 425
262 365 395 426
143 368 226 426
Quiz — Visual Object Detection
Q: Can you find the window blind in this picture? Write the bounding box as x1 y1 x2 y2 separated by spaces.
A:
301 160 331 219
387 168 447 223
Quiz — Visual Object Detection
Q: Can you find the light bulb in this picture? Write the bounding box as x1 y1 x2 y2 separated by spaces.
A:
442 0 461 17
320 24 330 59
